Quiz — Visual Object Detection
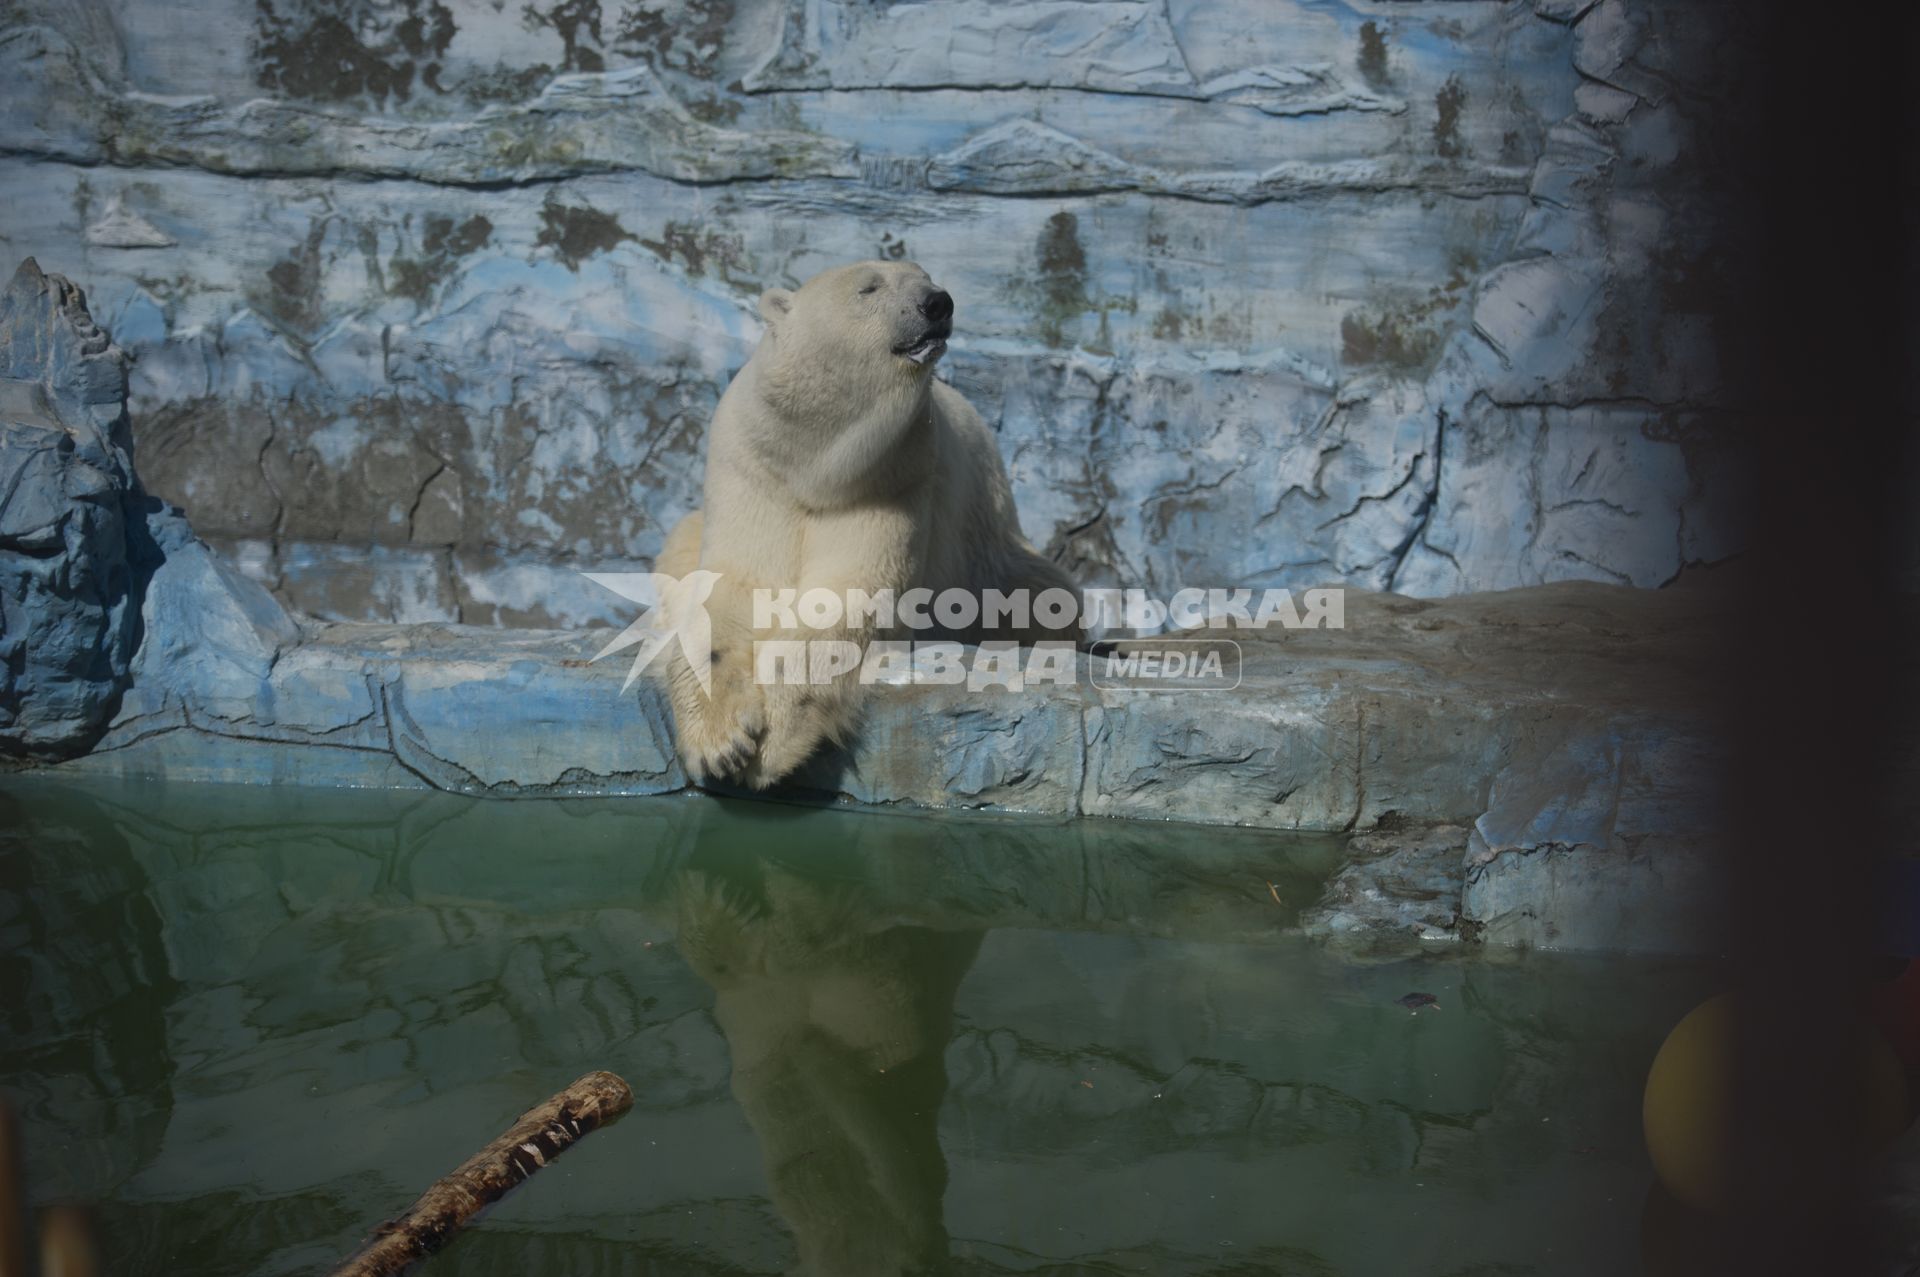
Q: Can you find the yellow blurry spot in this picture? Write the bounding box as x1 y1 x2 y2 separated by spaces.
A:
1642 991 1909 1213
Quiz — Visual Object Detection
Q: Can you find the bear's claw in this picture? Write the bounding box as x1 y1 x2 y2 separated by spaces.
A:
680 700 767 784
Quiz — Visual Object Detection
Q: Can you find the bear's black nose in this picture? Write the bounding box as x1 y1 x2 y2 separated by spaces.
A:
920 289 953 322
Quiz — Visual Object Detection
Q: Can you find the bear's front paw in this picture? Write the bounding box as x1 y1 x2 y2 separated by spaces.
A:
736 687 848 790
738 728 820 791
678 689 768 784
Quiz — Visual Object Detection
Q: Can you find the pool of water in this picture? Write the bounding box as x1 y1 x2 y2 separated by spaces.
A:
0 776 1722 1275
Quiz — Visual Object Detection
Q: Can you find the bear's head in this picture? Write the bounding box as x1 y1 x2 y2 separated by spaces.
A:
756 260 954 379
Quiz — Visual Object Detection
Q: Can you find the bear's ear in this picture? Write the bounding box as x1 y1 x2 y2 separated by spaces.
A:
757 288 793 329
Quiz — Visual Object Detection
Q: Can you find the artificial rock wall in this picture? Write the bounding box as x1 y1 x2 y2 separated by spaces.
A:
0 0 1744 626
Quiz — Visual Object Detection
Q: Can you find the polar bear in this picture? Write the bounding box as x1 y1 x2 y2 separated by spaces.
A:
655 260 1078 789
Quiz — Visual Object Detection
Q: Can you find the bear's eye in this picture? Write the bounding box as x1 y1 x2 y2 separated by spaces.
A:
858 280 881 296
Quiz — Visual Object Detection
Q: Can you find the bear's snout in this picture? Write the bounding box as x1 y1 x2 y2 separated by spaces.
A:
920 290 953 323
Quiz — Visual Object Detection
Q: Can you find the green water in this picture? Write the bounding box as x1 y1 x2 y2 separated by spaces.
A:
0 776 1718 1275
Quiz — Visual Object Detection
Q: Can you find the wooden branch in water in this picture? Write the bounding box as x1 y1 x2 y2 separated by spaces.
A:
327 1071 634 1277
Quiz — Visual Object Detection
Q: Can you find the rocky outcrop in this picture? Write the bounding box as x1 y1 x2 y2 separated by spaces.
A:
0 258 147 756
1300 823 1473 945
0 257 299 759
0 0 1746 625
926 118 1530 203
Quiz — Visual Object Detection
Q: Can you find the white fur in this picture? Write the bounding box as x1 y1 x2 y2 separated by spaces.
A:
656 260 1078 788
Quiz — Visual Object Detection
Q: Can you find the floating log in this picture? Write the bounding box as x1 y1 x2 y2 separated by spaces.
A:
327 1071 634 1277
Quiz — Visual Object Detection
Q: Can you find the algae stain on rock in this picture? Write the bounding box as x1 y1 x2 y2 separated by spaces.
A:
262 218 332 335
685 93 742 124
537 198 634 271
639 220 748 285
389 214 493 303
612 0 735 80
522 0 606 74
1036 210 1089 348
1340 311 1439 370
1357 21 1391 88
1434 75 1468 158
253 0 457 107
1340 255 1476 372
461 62 555 105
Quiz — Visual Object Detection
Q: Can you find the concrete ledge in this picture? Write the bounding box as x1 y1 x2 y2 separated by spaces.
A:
54 582 1722 820
36 574 1732 953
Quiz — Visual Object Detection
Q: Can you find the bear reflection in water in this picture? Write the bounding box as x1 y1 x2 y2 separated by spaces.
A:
674 850 981 1277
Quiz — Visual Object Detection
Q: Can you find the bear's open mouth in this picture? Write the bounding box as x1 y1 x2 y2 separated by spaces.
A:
893 322 951 365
